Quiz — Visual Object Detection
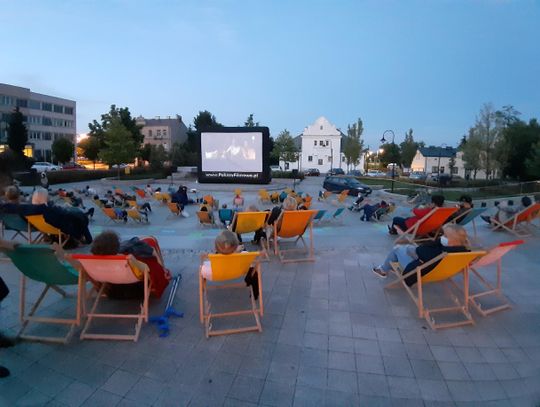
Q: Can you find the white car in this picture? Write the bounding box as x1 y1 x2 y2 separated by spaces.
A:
31 162 61 172
366 170 386 177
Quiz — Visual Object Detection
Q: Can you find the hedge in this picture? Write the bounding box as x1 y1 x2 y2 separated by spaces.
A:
45 167 173 185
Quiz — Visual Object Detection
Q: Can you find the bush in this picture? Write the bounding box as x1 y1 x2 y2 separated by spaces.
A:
46 167 173 185
271 170 305 180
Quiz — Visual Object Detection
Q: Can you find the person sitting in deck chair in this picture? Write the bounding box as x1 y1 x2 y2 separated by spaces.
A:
372 224 470 285
252 196 297 244
0 239 17 378
481 196 532 226
388 195 445 235
446 195 473 224
358 200 388 222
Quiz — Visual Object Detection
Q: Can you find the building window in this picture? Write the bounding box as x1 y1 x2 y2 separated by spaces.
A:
28 100 41 110
148 130 152 137
328 156 332 162
451 167 458 174
157 130 161 138
342 156 346 162
53 104 63 113
431 166 438 173
42 117 52 126
42 132 52 140
285 162 289 170
64 106 73 115
16 99 28 108
320 140 324 146
326 140 330 146
0 95 14 106
42 102 52 111
320 125 323 130
308 156 313 162
440 166 445 173
314 140 317 146
163 129 167 136
318 159 323 165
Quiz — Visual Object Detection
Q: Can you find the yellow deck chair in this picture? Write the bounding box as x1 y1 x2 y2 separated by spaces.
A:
197 211 215 226
26 215 69 247
230 211 270 260
273 210 317 263
71 254 150 341
127 208 148 223
468 240 524 316
126 199 139 209
92 198 104 208
386 251 486 330
2 244 83 344
199 252 262 338
102 207 124 224
258 189 272 204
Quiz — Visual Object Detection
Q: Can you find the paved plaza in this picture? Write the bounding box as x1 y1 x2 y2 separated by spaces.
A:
1 176 539 406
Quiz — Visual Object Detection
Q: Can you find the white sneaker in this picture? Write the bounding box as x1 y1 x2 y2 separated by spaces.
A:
372 266 387 279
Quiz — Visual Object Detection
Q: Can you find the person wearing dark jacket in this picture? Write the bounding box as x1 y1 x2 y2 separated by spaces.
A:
388 195 445 235
372 224 470 286
0 239 18 378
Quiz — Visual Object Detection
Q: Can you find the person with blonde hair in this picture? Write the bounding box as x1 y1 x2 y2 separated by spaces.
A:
200 230 243 280
373 224 470 286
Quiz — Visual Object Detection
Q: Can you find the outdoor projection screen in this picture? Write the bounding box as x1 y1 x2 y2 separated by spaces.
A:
198 127 271 184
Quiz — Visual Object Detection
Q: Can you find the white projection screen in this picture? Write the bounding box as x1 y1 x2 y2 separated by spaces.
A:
198 127 271 184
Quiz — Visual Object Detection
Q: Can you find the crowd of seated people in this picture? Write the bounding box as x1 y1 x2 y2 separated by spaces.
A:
481 196 532 226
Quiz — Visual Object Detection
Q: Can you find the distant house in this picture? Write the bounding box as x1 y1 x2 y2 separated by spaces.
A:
279 116 365 173
411 146 458 176
136 115 188 152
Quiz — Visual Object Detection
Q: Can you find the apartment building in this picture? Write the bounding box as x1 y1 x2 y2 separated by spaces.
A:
0 83 76 161
135 115 188 152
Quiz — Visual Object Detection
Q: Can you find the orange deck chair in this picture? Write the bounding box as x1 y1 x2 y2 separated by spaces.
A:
230 211 270 260
26 214 69 247
199 252 262 338
197 210 216 226
135 188 146 199
71 254 151 341
258 189 272 204
396 207 458 244
386 251 486 330
273 210 317 263
490 203 540 237
167 202 182 217
468 240 524 316
102 207 124 224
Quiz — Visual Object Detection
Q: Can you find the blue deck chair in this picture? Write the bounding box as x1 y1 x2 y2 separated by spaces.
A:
1 244 82 343
452 207 487 238
327 207 346 223
313 209 327 224
218 208 235 227
0 213 35 242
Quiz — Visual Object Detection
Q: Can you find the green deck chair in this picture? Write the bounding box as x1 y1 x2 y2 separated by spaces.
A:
0 213 35 242
1 244 82 343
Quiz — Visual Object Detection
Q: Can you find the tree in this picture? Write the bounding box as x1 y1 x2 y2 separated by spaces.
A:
193 110 222 132
342 118 364 169
271 129 299 164
379 143 401 167
472 103 503 179
525 141 540 179
88 105 143 149
78 136 100 169
399 129 421 168
52 137 74 164
140 143 153 163
460 128 483 179
149 145 168 171
244 114 259 127
7 107 28 154
99 117 138 177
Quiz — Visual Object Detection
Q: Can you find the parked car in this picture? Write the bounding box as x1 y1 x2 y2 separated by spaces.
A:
270 165 282 172
327 168 345 176
304 168 320 176
430 173 452 185
31 162 61 172
61 162 86 170
409 171 427 180
111 163 128 169
365 170 386 177
347 169 363 177
323 175 372 196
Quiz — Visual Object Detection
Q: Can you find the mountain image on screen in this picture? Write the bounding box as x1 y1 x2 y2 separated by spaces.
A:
201 132 262 172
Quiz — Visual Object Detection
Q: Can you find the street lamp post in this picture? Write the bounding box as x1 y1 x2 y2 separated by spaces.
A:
437 143 447 190
381 130 396 193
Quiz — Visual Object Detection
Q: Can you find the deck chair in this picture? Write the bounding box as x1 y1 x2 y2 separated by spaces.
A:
318 191 332 201
199 252 262 338
396 207 458 244
468 240 524 316
490 203 540 237
313 209 327 224
336 190 350 205
1 244 82 343
26 215 69 247
326 207 345 223
230 211 270 260
218 208 234 227
127 208 148 223
134 189 146 199
167 202 182 218
71 254 150 341
102 207 124 224
197 211 216 226
203 194 215 207
92 198 104 208
273 210 317 263
450 207 487 239
258 189 272 204
386 251 486 330
0 213 34 242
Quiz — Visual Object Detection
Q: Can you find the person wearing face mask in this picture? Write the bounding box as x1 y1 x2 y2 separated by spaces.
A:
372 224 470 286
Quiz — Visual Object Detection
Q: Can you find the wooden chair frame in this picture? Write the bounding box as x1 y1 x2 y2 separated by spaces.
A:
72 254 150 341
386 251 486 330
489 203 540 237
26 215 69 247
450 207 487 239
395 207 458 244
127 208 148 224
273 210 316 263
230 211 270 260
199 252 263 338
468 240 524 316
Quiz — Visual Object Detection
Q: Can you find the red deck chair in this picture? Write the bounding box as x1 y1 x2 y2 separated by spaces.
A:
396 207 458 244
490 203 540 237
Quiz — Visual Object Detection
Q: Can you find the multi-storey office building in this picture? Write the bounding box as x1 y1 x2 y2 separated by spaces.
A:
0 83 76 161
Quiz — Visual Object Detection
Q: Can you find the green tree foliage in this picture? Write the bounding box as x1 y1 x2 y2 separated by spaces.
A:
525 141 540 179
244 114 259 127
460 128 483 179
471 103 503 179
149 145 168 171
7 107 28 153
193 110 222 132
379 143 401 167
99 118 138 175
140 143 153 163
399 129 422 167
88 104 143 148
496 119 540 180
78 136 100 169
51 137 74 164
342 118 364 169
271 129 299 163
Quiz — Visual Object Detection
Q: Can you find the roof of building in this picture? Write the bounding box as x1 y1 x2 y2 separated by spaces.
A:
419 146 457 158
302 116 341 137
